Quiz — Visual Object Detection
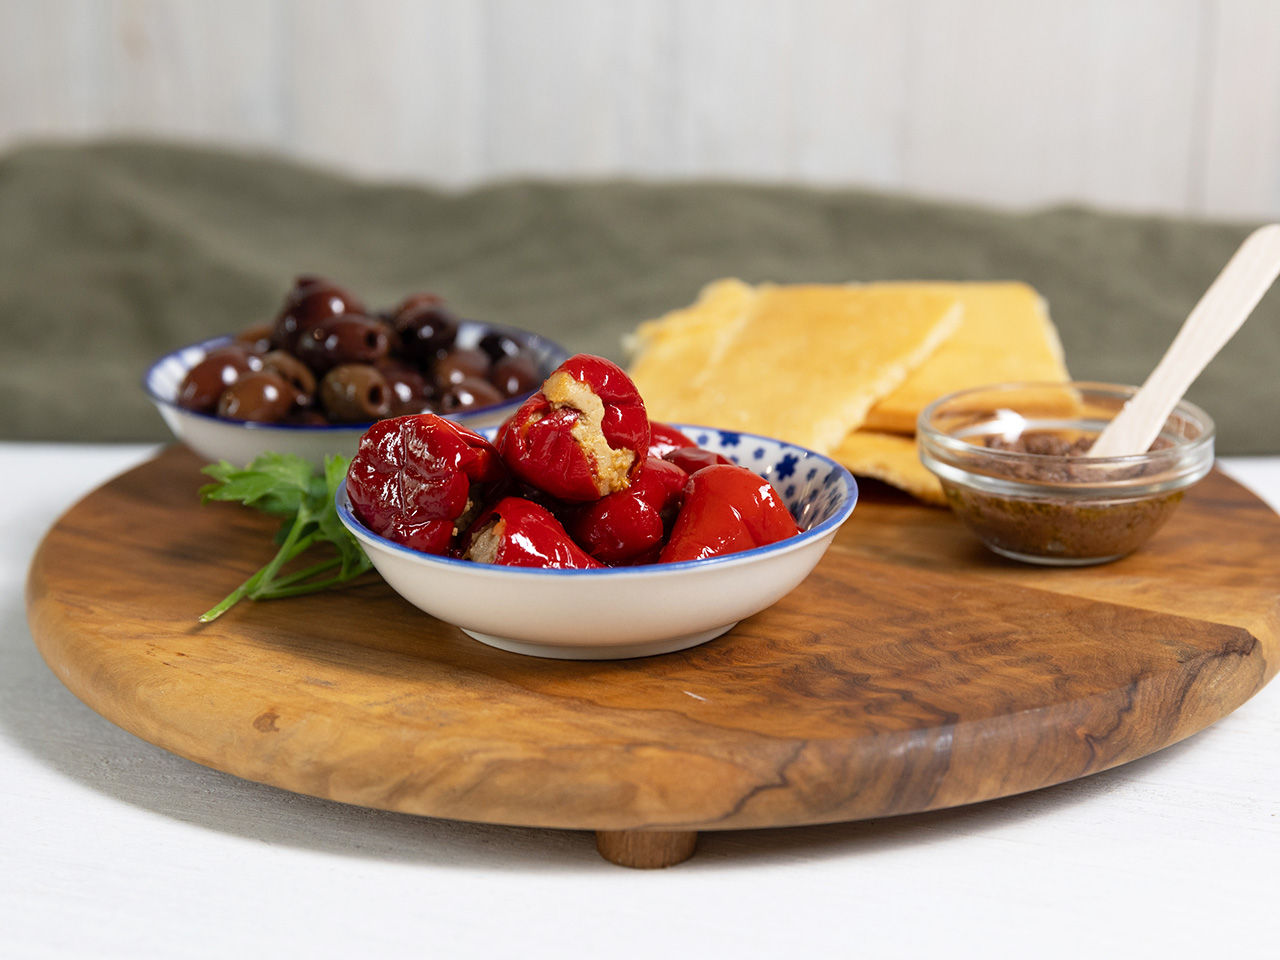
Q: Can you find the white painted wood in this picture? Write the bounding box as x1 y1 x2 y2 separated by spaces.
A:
902 0 1204 211
0 0 109 137
1198 0 1280 219
479 0 629 177
607 0 684 175
1 1 1278 218
669 0 799 177
284 0 485 185
102 0 284 143
2 442 1278 958
787 0 910 188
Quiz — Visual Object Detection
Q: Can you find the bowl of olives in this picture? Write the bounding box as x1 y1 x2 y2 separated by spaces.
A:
144 275 570 466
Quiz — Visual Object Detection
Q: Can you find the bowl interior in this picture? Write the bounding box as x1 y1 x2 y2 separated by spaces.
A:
144 320 570 431
925 382 1209 442
339 424 859 575
671 426 855 537
919 381 1215 495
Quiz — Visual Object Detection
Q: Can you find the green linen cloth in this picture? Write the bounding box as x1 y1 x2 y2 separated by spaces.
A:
1 140 1275 453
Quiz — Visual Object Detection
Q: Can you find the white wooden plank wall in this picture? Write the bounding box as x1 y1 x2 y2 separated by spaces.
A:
0 0 1276 218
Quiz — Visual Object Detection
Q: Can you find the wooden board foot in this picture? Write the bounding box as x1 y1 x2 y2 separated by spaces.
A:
595 830 698 868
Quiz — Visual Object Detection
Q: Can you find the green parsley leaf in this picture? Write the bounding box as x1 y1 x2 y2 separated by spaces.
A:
197 452 373 622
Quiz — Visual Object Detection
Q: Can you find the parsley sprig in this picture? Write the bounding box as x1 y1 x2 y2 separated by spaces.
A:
197 452 372 622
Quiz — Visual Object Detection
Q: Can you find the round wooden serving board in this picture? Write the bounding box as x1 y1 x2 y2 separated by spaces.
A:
26 447 1280 867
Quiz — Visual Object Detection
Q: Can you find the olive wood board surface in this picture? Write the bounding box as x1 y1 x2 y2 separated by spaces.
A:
26 446 1280 868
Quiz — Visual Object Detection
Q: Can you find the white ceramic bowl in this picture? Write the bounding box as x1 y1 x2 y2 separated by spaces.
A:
337 426 858 660
144 324 569 466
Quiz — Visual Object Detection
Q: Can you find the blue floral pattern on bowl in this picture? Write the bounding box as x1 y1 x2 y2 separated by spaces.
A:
683 427 855 534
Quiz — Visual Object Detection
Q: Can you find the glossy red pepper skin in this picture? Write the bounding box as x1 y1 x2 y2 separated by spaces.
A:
569 457 688 564
647 422 697 459
662 446 733 474
462 497 603 569
658 464 801 563
498 354 650 502
346 413 507 555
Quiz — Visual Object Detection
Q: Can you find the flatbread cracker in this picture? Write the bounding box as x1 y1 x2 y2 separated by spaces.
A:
632 283 962 453
862 282 1069 434
830 430 947 506
627 278 755 373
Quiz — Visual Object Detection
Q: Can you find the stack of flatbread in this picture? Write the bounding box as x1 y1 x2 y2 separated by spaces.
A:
627 280 1070 505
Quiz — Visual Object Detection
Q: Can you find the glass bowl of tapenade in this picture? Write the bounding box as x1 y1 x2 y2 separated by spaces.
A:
917 382 1215 566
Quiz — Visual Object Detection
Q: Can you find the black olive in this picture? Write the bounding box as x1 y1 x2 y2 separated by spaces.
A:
478 331 523 363
394 303 459 365
271 276 365 352
295 313 390 374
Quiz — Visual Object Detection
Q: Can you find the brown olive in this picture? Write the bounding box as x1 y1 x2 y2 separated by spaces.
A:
177 347 262 414
394 302 459 365
261 350 317 405
377 360 435 416
233 324 274 354
319 363 391 423
434 347 491 388
286 408 329 426
271 276 365 352
489 354 539 396
440 376 504 412
216 371 297 423
294 313 390 374
389 292 443 323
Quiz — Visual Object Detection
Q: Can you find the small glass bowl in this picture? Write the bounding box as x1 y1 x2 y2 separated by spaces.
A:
918 382 1215 565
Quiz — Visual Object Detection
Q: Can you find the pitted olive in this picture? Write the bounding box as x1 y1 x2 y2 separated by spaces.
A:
319 363 392 423
394 302 459 365
177 346 262 414
233 324 274 354
203 277 550 428
478 331 523 363
377 360 435 416
434 347 491 387
215 370 297 422
294 313 390 374
389 292 443 323
286 408 329 426
261 350 317 405
271 276 365 352
440 376 504 412
489 354 539 396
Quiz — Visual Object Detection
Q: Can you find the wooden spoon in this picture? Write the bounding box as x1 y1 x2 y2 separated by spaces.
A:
1087 224 1280 458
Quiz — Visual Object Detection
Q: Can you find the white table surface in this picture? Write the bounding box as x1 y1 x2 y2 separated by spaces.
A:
3 443 1278 960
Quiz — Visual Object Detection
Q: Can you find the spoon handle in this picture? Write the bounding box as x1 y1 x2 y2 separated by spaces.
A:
1087 224 1280 458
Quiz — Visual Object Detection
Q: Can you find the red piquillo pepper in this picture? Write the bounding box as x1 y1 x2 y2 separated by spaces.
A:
662 446 733 474
647 420 733 475
499 355 650 501
461 497 602 569
647 421 697 458
658 464 800 563
569 457 689 564
346 413 507 555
